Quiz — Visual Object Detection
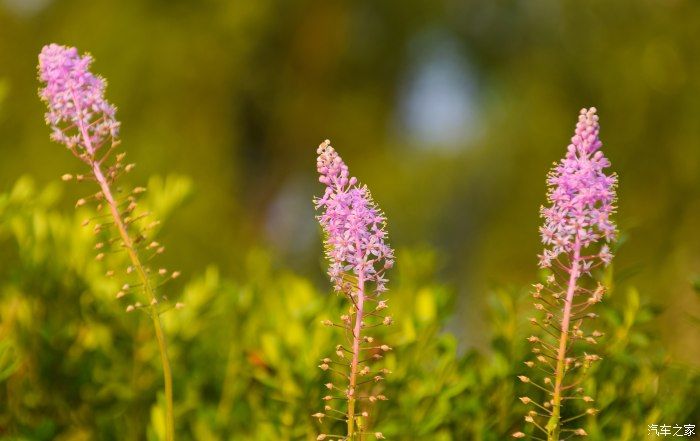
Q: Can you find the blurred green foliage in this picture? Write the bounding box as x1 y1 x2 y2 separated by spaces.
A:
0 179 698 439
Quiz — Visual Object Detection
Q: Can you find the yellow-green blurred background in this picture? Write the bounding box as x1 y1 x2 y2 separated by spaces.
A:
1 1 699 440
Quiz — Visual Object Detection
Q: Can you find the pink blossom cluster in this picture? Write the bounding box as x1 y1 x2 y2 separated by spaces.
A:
314 140 394 293
38 44 119 155
539 108 617 269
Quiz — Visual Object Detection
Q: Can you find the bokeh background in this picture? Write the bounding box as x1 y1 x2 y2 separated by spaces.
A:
1 0 699 440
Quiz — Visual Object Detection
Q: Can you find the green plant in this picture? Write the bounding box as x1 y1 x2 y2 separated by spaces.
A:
1 177 698 440
37 44 188 440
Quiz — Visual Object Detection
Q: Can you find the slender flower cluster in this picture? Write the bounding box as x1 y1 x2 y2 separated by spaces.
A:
38 44 178 441
38 44 120 154
540 107 617 272
314 140 394 441
514 108 617 441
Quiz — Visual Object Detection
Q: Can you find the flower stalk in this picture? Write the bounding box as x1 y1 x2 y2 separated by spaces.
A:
546 242 580 441
347 272 365 438
314 140 394 441
93 162 175 441
514 108 617 441
38 44 177 441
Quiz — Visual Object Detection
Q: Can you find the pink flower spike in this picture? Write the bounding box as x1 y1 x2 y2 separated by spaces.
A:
314 140 394 292
520 108 618 441
38 44 120 156
313 140 394 440
540 107 618 267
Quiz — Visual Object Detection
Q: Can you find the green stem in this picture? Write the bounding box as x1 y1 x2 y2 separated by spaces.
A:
347 274 365 440
71 89 174 439
92 161 175 441
151 313 175 441
547 242 581 441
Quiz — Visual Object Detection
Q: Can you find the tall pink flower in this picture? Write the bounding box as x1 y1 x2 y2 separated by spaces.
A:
315 141 394 293
514 108 617 441
38 44 176 441
314 140 393 441
538 107 617 270
38 44 119 155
